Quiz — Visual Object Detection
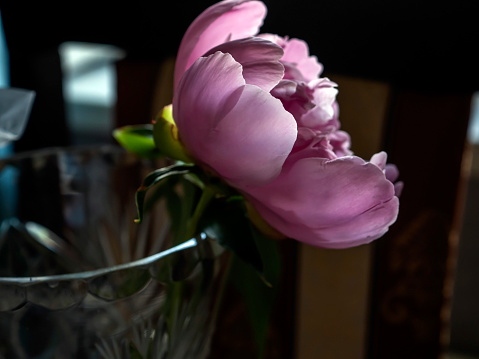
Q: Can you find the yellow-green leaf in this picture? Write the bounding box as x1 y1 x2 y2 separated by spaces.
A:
113 124 160 158
153 105 193 163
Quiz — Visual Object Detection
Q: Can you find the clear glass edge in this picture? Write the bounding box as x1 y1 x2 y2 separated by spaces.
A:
0 237 200 285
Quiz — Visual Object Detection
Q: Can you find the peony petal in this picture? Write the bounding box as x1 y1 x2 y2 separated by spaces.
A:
244 155 398 247
281 38 323 82
304 196 399 248
282 62 308 82
174 52 297 186
394 181 404 197
385 163 403 196
258 35 323 82
384 163 399 182
272 77 339 132
299 79 338 130
249 195 399 248
174 0 267 89
372 156 403 196
271 80 315 122
205 37 285 92
291 128 337 160
174 52 245 135
329 130 352 157
370 151 387 170
206 85 297 186
262 156 395 224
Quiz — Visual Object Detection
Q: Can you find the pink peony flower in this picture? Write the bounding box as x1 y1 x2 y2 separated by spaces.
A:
174 0 267 90
174 40 297 186
171 0 401 248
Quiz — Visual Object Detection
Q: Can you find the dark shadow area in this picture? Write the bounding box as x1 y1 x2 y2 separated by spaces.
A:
1 0 478 150
449 153 479 357
1 2 478 358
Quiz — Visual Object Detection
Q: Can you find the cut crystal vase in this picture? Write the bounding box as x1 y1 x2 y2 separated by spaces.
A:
0 145 226 359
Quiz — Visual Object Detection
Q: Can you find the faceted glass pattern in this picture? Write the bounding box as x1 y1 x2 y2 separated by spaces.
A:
0 146 226 358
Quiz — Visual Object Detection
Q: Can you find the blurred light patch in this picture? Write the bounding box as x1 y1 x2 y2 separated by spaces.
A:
59 42 125 106
59 42 126 144
0 11 8 89
468 93 479 144
0 10 11 157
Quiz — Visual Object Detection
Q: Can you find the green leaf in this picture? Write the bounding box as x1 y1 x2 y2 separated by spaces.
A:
167 177 201 245
198 196 263 273
141 175 195 244
135 163 198 223
229 229 281 359
197 194 282 357
230 229 281 358
113 124 161 158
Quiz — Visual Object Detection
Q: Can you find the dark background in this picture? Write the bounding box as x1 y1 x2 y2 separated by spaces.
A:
2 0 478 90
2 0 478 150
1 1 478 358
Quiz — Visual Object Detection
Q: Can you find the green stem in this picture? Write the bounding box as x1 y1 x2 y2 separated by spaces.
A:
185 184 217 240
167 184 217 347
210 251 233 325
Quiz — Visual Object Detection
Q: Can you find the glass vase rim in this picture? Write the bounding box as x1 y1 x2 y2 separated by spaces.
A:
0 237 207 285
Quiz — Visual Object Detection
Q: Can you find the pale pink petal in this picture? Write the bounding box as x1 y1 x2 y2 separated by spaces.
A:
299 79 338 130
273 78 339 132
244 155 399 248
385 164 403 196
385 163 399 182
303 196 399 248
282 62 307 81
329 130 352 157
249 195 399 248
271 80 315 122
174 52 245 135
205 37 284 92
174 0 266 89
258 35 323 82
394 181 404 197
174 52 297 186
258 156 396 225
270 80 300 101
370 151 388 170
281 38 323 82
291 128 337 160
208 85 297 185
371 155 403 196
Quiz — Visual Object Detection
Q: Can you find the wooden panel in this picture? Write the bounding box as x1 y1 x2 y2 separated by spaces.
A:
295 74 392 359
296 244 373 359
368 90 471 359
